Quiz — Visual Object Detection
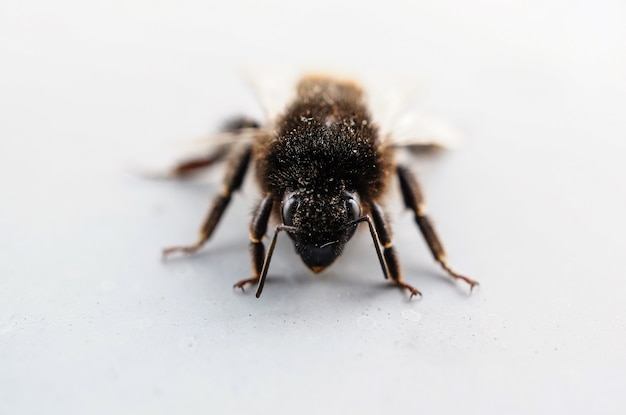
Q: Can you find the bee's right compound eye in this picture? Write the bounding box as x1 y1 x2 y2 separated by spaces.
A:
345 194 360 221
282 193 299 226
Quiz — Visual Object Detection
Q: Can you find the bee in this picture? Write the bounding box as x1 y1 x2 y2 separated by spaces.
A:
161 72 478 298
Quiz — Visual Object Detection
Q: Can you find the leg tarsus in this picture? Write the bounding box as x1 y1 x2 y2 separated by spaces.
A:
393 280 422 300
439 261 479 292
162 242 204 261
233 276 260 292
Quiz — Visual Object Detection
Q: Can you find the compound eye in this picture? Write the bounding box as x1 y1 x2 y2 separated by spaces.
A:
282 193 299 226
345 194 361 221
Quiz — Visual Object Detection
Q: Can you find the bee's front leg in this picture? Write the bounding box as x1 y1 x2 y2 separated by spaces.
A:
233 195 274 293
369 203 422 299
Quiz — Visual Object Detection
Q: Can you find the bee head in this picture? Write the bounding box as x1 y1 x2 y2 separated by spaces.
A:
281 189 361 273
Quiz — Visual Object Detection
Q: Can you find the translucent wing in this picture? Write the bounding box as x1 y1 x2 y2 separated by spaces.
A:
239 65 301 124
358 72 464 150
382 109 464 150
242 66 464 149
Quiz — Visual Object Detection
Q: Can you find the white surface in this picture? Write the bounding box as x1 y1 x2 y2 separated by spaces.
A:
1 1 626 414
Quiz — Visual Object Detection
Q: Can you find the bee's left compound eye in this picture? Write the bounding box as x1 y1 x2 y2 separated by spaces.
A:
282 193 299 226
345 193 361 221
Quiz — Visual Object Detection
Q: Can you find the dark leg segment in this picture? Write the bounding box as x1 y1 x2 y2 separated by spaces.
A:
370 203 422 299
169 145 230 177
165 117 259 177
162 144 253 258
233 195 274 291
397 165 478 291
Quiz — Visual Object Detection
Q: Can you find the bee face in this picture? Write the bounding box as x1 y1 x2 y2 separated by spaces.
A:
281 189 361 272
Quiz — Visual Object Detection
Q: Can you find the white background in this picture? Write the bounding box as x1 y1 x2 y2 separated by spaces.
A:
1 1 625 414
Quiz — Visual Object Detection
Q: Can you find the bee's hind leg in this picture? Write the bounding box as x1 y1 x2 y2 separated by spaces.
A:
162 143 253 259
167 146 229 177
396 165 479 292
167 117 259 178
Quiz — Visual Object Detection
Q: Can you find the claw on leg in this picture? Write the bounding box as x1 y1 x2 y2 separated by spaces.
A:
233 276 260 292
162 243 203 261
440 262 479 293
394 281 422 300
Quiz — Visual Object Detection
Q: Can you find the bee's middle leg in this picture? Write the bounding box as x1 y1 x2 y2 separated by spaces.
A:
162 144 252 259
396 165 478 291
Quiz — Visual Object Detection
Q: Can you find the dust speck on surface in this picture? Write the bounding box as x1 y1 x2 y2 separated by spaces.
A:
401 309 422 322
178 336 198 351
